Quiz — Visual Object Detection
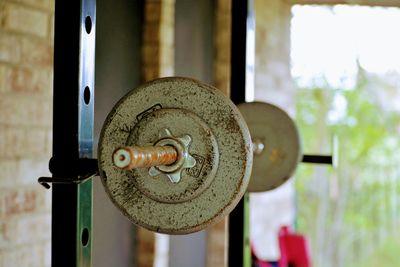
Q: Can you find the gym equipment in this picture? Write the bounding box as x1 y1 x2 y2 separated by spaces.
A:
40 76 335 234
97 77 252 234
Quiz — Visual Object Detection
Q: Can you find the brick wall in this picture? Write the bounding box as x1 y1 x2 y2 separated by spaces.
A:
0 0 54 266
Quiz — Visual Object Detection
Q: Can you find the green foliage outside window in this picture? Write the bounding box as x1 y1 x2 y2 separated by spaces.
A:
295 65 400 267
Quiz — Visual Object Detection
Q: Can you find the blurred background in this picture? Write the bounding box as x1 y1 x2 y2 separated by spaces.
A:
1 1 400 267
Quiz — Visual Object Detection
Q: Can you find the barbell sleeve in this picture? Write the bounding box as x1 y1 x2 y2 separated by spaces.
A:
113 145 178 170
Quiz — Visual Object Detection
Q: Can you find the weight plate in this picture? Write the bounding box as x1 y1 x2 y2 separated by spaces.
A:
238 102 302 192
98 77 252 234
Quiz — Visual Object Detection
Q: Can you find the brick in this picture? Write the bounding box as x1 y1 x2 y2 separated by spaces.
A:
14 214 51 246
0 160 19 187
137 228 156 267
0 34 22 64
215 32 230 63
160 23 173 46
23 128 48 156
0 214 50 249
159 65 173 77
1 244 47 267
8 66 52 94
0 126 48 158
21 37 53 67
0 187 49 218
144 23 160 44
214 3 231 98
0 65 9 93
0 2 5 27
142 45 160 65
163 0 175 5
215 62 230 86
143 66 159 82
145 2 161 23
207 219 228 267
1 188 36 217
14 0 54 11
0 221 11 248
216 0 231 12
3 3 49 38
0 95 52 127
0 126 25 158
214 80 230 97
215 13 231 54
160 46 173 68
0 127 23 158
161 1 174 26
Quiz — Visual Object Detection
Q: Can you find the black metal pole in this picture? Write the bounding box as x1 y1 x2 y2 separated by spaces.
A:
230 0 248 105
52 0 95 266
228 0 252 267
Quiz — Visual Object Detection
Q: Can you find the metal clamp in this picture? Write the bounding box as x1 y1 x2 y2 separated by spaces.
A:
38 157 98 189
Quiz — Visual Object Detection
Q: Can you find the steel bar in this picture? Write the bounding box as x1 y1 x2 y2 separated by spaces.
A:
112 138 276 171
113 146 178 170
302 154 333 165
114 139 271 171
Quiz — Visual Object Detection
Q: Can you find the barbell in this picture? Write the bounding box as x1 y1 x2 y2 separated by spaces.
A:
98 76 309 234
40 77 333 234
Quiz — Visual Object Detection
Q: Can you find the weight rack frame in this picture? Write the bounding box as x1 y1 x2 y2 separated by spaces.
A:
50 0 251 266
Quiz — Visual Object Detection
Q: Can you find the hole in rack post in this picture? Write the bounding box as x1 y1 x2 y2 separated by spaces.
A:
84 86 91 105
81 227 89 247
85 16 92 34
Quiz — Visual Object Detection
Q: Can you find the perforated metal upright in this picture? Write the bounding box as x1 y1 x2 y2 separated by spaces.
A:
52 1 96 266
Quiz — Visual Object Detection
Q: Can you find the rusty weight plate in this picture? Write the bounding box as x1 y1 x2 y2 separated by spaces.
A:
238 102 302 192
98 77 252 234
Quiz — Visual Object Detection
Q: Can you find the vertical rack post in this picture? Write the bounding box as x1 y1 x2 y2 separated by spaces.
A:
52 0 96 266
229 0 254 267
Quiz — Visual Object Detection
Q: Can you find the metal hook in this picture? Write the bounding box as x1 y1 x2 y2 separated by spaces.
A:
38 172 99 189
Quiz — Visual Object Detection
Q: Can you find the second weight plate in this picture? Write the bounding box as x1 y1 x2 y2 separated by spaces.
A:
238 102 302 192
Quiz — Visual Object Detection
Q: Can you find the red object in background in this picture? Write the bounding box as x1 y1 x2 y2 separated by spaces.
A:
278 226 311 267
251 226 311 267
